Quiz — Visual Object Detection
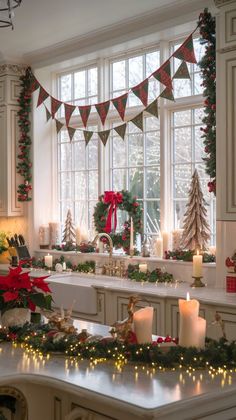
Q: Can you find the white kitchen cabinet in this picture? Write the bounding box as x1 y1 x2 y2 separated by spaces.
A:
0 64 25 216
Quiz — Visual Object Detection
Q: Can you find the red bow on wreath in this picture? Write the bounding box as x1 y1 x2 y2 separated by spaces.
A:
104 191 123 233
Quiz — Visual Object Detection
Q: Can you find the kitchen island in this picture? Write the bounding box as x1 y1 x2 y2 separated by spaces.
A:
0 319 236 420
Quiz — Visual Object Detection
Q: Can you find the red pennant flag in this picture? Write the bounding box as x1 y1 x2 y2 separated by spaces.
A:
67 126 76 142
131 78 149 107
30 75 40 93
95 100 110 125
152 60 172 90
51 97 62 119
64 103 76 126
55 119 64 134
37 86 49 108
78 105 91 128
173 34 197 64
111 93 128 121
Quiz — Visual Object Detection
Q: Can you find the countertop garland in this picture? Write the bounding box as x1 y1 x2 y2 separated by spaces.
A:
0 323 236 370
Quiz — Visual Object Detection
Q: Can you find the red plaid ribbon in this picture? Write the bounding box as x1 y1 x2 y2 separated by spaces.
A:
104 191 123 233
226 276 236 293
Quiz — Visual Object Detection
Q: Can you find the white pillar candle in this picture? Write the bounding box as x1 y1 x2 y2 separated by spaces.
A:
178 292 200 347
172 229 184 251
130 217 134 254
196 317 206 349
75 227 81 245
193 251 203 277
62 262 66 271
162 231 170 255
80 227 88 242
139 263 148 273
133 307 154 344
39 225 50 247
155 237 163 258
44 253 53 268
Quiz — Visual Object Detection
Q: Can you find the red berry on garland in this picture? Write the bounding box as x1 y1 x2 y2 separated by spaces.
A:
211 104 216 110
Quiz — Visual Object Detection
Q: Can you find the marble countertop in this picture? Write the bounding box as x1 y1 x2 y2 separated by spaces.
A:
0 320 236 417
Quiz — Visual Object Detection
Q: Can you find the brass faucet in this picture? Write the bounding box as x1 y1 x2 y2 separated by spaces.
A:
92 232 113 258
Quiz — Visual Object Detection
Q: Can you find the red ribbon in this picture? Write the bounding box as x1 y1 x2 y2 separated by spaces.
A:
104 191 123 233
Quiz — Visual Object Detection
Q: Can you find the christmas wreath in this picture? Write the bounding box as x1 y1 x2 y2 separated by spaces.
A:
93 190 143 253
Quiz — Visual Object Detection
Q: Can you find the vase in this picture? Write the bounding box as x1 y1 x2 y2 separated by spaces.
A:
226 274 236 293
1 308 31 327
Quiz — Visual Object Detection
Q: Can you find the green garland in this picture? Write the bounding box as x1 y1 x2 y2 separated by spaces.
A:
17 67 33 201
165 249 215 263
28 256 95 273
93 190 143 254
198 9 216 194
1 323 236 370
127 264 173 283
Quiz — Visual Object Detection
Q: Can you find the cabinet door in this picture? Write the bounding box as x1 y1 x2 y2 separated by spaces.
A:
67 405 115 420
116 295 165 335
72 292 105 325
165 299 206 338
205 305 236 341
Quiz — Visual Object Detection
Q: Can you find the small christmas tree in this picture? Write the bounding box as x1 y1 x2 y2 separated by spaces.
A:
181 169 211 251
62 210 76 245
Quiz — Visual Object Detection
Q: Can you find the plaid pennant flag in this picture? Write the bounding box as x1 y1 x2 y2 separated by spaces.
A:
51 97 62 118
64 103 76 126
145 99 158 118
44 105 52 122
160 87 175 101
111 93 128 121
79 105 91 128
152 60 172 90
131 78 149 106
55 119 64 134
173 34 197 64
173 61 191 79
98 129 110 146
130 112 143 131
67 126 76 142
113 123 127 140
84 130 93 146
37 86 49 107
95 100 110 125
30 74 40 93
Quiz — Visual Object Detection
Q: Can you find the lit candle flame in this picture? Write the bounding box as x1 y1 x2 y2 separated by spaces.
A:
186 292 190 301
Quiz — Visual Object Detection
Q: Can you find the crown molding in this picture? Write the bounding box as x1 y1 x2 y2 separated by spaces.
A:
24 0 214 68
214 0 236 7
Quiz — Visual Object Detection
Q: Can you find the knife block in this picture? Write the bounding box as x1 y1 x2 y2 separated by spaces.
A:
8 246 18 257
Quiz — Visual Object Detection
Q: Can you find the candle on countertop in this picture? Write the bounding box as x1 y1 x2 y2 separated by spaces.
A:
44 253 53 268
62 262 66 271
75 226 81 245
80 227 88 242
162 231 170 255
209 246 216 256
133 307 154 344
178 292 206 348
193 250 203 277
155 237 163 258
139 263 148 273
130 217 134 255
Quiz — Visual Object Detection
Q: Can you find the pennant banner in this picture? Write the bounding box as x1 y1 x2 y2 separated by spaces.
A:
55 119 64 134
79 105 91 128
98 129 110 146
152 60 172 90
30 75 40 93
37 86 49 108
113 123 127 140
173 61 191 79
44 105 52 122
112 93 128 121
95 100 110 126
146 99 158 118
51 97 62 118
64 103 76 126
173 34 197 64
131 78 149 107
67 126 76 142
131 112 143 132
160 87 175 102
84 130 93 146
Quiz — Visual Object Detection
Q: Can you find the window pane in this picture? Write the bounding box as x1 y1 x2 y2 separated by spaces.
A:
60 74 72 101
112 136 126 167
194 126 205 162
146 51 160 75
146 167 160 198
173 78 191 98
88 141 98 170
112 60 126 91
173 110 191 126
129 134 143 166
146 201 160 233
129 55 143 86
129 168 143 198
89 171 98 199
61 143 72 171
174 200 187 228
60 172 72 200
146 132 160 165
113 169 126 190
173 127 192 163
75 171 86 200
74 70 86 98
174 165 192 198
75 201 87 226
74 142 86 170
88 67 98 96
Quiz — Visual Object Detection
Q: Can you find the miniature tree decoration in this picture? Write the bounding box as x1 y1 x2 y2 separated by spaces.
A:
62 210 76 245
181 170 211 251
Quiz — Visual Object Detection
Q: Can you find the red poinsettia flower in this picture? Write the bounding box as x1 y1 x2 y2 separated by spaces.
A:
32 278 51 293
3 291 19 302
27 298 36 312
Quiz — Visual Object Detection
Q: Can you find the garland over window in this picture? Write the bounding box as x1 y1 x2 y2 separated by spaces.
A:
198 9 216 195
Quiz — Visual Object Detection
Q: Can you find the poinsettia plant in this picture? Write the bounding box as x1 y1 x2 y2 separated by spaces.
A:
0 231 8 255
0 266 52 314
